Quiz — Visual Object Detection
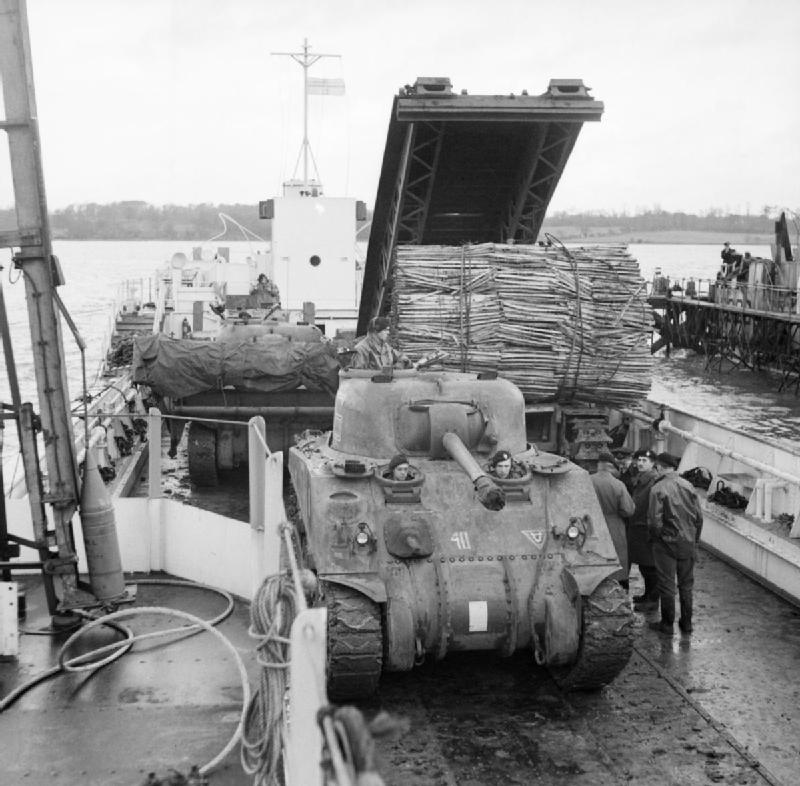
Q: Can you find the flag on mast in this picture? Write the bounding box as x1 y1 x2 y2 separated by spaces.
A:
307 77 345 96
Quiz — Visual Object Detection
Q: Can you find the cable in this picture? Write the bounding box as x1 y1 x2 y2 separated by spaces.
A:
0 578 245 779
546 233 586 400
5 450 21 497
63 604 249 776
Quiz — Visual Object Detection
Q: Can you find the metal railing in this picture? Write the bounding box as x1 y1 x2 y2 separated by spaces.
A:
648 276 799 315
93 275 161 384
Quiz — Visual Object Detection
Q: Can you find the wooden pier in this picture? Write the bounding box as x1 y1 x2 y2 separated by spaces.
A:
648 282 800 392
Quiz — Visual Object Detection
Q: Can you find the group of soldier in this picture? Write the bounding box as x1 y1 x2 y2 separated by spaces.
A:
591 447 703 636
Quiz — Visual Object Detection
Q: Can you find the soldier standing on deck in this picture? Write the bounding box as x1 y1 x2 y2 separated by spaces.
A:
627 449 660 608
591 451 635 590
647 452 704 636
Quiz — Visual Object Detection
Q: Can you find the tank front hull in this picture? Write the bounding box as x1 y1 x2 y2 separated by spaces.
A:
292 441 624 669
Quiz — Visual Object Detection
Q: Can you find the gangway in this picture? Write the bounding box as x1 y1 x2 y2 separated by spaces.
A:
358 76 603 331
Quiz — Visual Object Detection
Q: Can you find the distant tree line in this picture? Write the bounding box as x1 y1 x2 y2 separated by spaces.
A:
0 201 268 241
0 202 794 240
541 207 792 237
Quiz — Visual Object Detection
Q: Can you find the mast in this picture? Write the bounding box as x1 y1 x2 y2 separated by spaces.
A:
272 38 340 188
0 0 125 615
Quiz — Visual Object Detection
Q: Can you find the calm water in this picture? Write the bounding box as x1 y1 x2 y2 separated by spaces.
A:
1 239 797 454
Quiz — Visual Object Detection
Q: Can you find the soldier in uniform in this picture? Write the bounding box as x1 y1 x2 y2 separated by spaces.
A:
385 454 415 481
627 449 660 609
591 451 635 589
647 452 703 636
488 450 526 479
349 316 416 371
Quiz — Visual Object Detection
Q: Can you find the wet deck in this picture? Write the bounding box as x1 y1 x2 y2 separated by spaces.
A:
373 551 800 785
0 578 257 785
1 547 798 785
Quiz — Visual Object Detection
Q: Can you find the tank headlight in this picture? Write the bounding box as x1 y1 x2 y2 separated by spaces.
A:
353 522 375 553
566 524 581 540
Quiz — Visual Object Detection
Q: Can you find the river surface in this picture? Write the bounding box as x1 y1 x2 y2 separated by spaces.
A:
1 239 798 456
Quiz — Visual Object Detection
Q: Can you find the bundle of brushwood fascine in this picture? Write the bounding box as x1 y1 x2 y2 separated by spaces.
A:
392 243 653 406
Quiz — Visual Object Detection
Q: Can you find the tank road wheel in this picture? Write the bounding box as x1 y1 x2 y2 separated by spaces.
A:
551 578 634 691
324 582 383 701
187 422 218 487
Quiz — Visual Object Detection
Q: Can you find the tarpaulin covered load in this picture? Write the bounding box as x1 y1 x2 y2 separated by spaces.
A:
132 333 340 399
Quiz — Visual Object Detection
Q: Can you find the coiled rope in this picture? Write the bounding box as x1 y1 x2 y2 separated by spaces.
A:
240 573 297 786
241 559 387 785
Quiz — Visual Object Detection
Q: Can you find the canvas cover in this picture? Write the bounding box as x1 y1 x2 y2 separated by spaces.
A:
132 333 340 399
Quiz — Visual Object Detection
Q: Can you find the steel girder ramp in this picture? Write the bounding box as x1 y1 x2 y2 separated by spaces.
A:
357 77 603 332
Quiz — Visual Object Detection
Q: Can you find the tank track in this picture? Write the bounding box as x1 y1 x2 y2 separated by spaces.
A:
324 582 383 701
551 578 634 691
187 422 218 487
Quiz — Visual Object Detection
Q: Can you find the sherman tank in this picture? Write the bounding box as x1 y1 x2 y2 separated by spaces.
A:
289 367 634 700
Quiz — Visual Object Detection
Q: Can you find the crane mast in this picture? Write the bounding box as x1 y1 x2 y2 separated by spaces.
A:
0 0 119 613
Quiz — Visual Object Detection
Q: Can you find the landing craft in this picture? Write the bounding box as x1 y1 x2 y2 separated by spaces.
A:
4 4 799 782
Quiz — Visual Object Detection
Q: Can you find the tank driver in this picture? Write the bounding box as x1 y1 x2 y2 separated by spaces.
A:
349 316 416 371
384 453 416 481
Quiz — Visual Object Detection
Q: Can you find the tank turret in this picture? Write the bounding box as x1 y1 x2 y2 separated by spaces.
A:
289 368 634 700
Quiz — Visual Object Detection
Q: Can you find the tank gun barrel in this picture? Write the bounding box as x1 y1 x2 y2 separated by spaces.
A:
442 432 505 511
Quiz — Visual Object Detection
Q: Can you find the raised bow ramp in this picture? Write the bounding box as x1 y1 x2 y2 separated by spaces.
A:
358 77 603 332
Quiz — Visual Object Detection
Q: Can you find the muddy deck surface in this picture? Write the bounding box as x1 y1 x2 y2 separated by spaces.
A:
369 551 799 786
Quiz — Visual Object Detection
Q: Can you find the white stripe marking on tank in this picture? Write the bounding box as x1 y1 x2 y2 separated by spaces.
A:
468 601 488 632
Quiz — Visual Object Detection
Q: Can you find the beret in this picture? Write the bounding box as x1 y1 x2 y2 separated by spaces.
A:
388 454 409 472
655 452 679 469
489 450 511 467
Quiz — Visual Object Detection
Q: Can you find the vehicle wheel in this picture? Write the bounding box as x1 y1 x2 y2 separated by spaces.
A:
187 421 218 486
550 577 634 691
324 582 383 701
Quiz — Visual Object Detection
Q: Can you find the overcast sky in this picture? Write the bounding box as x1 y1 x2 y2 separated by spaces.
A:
3 0 799 215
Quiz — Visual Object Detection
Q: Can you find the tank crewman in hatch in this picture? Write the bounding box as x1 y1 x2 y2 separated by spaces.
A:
590 451 635 590
349 316 417 371
384 453 416 481
627 449 660 609
647 452 703 636
487 449 526 479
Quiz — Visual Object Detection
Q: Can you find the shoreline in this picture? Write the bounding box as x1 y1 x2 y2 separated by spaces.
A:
46 231 777 246
541 229 774 245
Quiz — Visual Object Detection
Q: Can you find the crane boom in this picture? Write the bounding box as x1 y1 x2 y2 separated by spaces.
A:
0 0 104 611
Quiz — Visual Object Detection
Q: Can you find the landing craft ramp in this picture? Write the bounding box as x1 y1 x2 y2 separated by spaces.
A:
357 77 603 333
